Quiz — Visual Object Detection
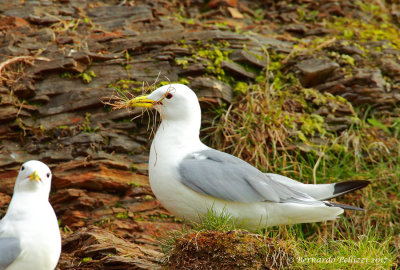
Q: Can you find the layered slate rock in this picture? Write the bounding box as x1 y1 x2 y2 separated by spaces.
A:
296 58 340 87
0 0 399 268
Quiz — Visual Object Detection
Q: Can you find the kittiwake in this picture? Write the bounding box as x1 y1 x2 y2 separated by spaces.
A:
0 160 61 270
128 84 370 230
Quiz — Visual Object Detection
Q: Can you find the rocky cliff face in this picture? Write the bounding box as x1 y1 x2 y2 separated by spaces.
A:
0 0 399 268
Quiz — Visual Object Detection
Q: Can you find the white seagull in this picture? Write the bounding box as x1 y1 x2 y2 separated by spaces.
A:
129 84 369 230
0 160 61 270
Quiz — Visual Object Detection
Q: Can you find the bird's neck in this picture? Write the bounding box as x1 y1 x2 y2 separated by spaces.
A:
157 119 202 146
14 183 50 198
151 118 205 161
11 191 48 203
6 192 49 217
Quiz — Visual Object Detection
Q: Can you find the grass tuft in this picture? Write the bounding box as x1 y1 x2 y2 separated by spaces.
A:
160 210 397 269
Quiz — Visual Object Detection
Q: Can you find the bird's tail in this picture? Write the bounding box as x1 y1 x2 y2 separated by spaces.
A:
266 173 370 201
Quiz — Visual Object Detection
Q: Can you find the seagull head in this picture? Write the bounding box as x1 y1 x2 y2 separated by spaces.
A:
15 160 53 196
128 84 201 123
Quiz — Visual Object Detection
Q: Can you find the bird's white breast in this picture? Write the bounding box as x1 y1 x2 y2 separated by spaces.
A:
148 121 210 219
2 193 61 270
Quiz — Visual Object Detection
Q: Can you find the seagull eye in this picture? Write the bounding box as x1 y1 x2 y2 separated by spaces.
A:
46 173 50 178
166 93 173 99
21 166 25 171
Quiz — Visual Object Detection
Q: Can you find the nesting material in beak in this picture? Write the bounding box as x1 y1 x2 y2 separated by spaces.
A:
128 95 155 108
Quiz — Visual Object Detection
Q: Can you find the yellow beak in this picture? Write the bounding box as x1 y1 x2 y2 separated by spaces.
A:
29 170 41 182
128 95 155 108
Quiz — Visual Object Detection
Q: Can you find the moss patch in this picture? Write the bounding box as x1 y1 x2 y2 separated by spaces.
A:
165 230 293 269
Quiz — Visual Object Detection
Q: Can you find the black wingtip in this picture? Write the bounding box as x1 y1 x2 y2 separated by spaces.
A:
324 201 365 211
333 180 370 198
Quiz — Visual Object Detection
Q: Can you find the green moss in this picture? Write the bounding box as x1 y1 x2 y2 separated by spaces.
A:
144 195 153 201
299 114 326 137
253 9 264 21
148 212 175 221
329 17 400 50
255 74 266 84
61 70 96 83
233 82 248 94
187 41 234 84
197 46 229 80
302 88 328 105
108 79 144 93
297 7 319 22
23 100 43 107
60 72 72 79
343 29 354 39
329 51 355 66
80 112 99 133
82 257 92 263
115 211 129 219
175 58 189 68
157 78 190 87
175 13 195 25
78 70 96 84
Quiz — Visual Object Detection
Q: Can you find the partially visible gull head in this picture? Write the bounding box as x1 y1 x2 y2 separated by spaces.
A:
130 84 201 122
14 160 52 196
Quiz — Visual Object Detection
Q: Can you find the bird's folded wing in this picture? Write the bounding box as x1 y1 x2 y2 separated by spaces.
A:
265 173 371 201
178 149 321 204
0 237 21 269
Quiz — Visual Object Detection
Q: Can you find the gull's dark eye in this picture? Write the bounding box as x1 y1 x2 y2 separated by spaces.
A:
166 93 173 99
46 173 50 178
21 166 25 171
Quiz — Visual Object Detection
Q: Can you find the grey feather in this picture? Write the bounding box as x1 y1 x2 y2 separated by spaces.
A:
0 237 21 270
266 173 370 200
266 173 335 200
178 149 320 204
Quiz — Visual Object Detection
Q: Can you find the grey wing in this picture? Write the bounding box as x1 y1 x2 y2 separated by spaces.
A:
266 173 370 201
178 149 320 204
266 173 334 200
0 237 21 270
